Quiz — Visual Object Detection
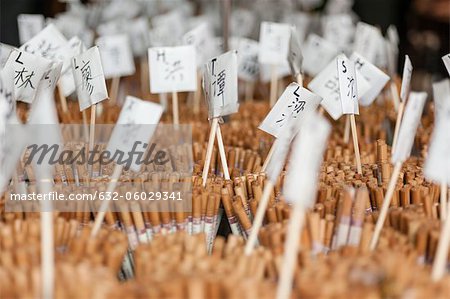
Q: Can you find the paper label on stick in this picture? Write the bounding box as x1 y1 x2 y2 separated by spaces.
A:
57 37 85 97
302 34 338 76
353 22 382 64
432 79 450 122
337 54 359 115
424 110 450 185
0 43 15 68
287 27 303 77
308 56 370 120
96 34 135 79
203 50 239 118
107 96 163 172
322 14 354 51
391 92 427 164
230 37 259 82
351 52 390 106
183 22 213 68
259 83 322 138
72 46 109 111
258 22 292 66
17 14 45 45
442 54 450 76
400 55 413 102
283 113 331 207
4 50 52 104
20 24 68 61
149 46 197 94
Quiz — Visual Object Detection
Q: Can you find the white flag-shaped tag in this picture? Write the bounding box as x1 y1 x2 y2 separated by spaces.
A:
0 43 15 68
337 54 359 115
283 113 331 207
302 34 338 76
107 96 163 172
432 79 450 122
231 37 259 82
231 9 257 38
392 92 427 163
442 54 450 76
424 111 450 185
96 34 135 79
203 50 239 119
57 36 85 97
259 82 322 138
258 22 292 66
17 14 45 45
287 28 303 78
149 46 197 94
322 14 355 51
20 24 67 61
4 50 52 104
400 55 413 102
351 52 390 106
308 57 370 120
183 22 213 67
353 22 382 64
72 46 109 111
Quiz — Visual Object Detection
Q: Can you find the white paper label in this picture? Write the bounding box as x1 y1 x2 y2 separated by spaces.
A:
149 46 197 94
203 50 239 118
353 22 382 64
287 27 303 77
337 54 359 115
302 34 338 76
351 52 390 106
400 55 413 102
107 96 163 172
20 24 68 61
258 22 292 66
283 113 331 207
322 14 354 51
183 22 213 68
17 14 45 45
4 50 52 104
424 110 450 185
0 43 15 69
231 9 257 38
442 54 450 76
96 34 135 79
259 83 322 138
72 46 109 111
432 79 450 122
392 92 427 163
230 37 259 82
308 56 370 120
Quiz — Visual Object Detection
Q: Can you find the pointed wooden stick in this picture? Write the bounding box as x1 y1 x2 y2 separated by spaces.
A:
172 91 179 128
110 77 120 105
216 124 230 180
369 162 402 250
296 73 303 87
276 202 305 299
88 104 97 177
431 200 450 281
350 114 362 174
344 115 351 144
57 84 68 114
202 117 219 187
261 142 276 172
392 101 405 152
244 180 274 255
441 183 447 222
91 164 123 237
270 65 278 107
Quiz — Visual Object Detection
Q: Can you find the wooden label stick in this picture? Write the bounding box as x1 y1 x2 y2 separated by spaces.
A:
431 202 450 281
440 184 447 222
350 114 362 174
392 55 413 152
172 90 179 128
57 83 68 113
216 124 230 180
390 80 400 111
202 118 219 187
88 104 96 178
110 77 120 105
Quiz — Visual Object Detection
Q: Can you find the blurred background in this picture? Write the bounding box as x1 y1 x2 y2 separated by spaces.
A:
1 0 449 83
